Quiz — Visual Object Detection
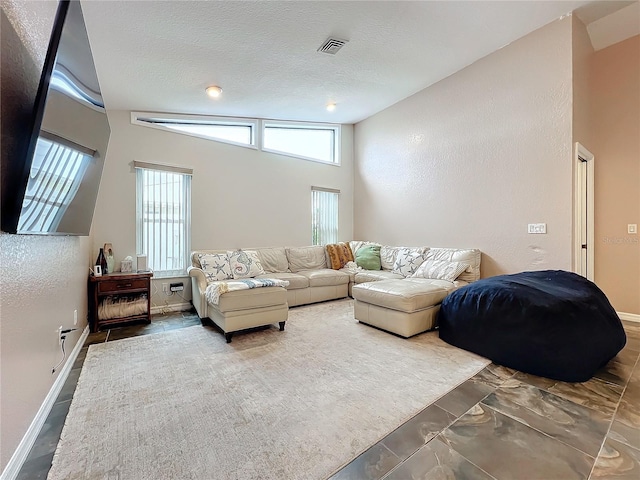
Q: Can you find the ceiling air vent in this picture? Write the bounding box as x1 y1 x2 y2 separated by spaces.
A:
317 37 348 55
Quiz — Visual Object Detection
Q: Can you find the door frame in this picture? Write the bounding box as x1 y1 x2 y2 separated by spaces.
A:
573 142 595 280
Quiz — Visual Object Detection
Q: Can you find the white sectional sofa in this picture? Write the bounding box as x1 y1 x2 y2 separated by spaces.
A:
188 246 350 341
348 242 481 337
188 243 480 341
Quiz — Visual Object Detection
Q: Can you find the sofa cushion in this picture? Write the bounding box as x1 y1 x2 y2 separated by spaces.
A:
403 277 461 293
255 272 309 290
326 243 354 269
297 269 350 287
426 248 481 282
197 253 233 282
286 246 327 272
392 249 428 277
355 244 381 270
256 247 290 273
355 270 404 283
352 279 450 313
227 250 265 279
411 259 469 282
215 286 288 313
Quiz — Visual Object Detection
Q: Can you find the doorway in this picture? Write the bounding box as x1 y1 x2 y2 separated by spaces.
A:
574 142 595 280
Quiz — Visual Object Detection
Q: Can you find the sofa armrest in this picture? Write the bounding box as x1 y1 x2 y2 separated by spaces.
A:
188 266 208 318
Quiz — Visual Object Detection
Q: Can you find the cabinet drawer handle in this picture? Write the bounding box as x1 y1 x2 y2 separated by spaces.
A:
117 283 133 288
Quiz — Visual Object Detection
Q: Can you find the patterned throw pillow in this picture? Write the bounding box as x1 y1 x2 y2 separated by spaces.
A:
392 249 428 277
197 253 233 282
326 242 354 269
227 250 265 279
411 259 470 282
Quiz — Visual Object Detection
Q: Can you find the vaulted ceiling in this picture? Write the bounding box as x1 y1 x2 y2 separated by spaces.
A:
81 0 639 124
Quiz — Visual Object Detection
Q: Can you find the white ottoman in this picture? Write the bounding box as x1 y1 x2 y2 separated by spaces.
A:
352 278 455 337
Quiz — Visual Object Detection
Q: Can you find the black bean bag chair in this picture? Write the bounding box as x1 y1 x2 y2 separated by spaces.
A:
439 270 626 382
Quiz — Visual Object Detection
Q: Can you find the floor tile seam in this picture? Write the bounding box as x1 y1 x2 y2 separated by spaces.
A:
380 395 500 479
431 434 499 480
481 402 600 467
478 398 599 460
435 386 497 418
586 438 607 480
517 376 622 418
606 352 640 420
597 353 640 455
593 363 636 389
380 404 461 464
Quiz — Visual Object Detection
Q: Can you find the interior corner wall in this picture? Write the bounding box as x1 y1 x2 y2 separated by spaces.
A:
590 35 640 315
0 2 89 471
91 111 354 307
353 17 574 277
572 15 594 148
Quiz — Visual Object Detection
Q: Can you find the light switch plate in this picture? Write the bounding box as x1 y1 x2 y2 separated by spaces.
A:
629 224 638 234
528 223 547 234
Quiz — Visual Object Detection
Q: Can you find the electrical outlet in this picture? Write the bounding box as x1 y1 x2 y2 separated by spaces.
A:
528 223 547 234
74 309 78 325
170 282 184 292
629 224 637 234
57 326 63 344
162 283 168 293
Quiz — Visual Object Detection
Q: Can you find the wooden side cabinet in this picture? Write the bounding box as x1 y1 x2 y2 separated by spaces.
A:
88 272 153 332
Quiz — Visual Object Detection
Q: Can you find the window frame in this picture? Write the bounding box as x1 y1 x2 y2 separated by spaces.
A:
135 161 192 278
262 120 341 165
131 112 258 150
311 186 340 245
132 112 343 165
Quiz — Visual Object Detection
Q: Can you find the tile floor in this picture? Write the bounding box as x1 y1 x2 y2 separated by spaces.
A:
16 313 640 480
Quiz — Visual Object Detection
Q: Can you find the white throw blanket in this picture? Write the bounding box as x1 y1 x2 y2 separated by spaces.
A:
205 278 290 305
343 261 363 273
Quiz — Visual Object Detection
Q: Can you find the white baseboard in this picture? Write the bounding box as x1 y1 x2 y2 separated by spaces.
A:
150 302 192 315
618 312 640 323
0 325 89 480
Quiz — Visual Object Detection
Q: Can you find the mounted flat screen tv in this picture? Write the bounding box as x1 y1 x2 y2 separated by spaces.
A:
1 0 110 235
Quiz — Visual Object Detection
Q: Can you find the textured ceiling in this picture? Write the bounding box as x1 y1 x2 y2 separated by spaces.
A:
80 0 631 124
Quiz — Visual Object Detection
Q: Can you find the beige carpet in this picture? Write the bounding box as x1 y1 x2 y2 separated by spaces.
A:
48 299 489 480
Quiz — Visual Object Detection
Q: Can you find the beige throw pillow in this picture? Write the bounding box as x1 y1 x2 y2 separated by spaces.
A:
411 259 470 282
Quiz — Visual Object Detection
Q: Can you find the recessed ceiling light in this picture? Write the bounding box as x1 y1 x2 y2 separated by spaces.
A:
326 103 336 112
206 86 222 98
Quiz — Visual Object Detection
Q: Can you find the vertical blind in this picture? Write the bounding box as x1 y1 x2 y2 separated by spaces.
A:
136 163 192 276
18 137 90 232
311 187 339 245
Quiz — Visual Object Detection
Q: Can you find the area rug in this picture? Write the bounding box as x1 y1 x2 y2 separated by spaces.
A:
48 299 489 480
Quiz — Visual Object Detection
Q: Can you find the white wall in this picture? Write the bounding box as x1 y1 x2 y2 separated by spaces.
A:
354 17 574 278
1 1 89 470
91 111 354 306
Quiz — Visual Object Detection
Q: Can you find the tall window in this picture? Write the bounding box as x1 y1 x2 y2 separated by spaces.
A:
135 162 192 277
311 187 339 245
18 135 92 233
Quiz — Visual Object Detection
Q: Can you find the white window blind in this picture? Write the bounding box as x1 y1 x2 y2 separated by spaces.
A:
18 136 91 232
136 162 192 276
311 187 339 245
